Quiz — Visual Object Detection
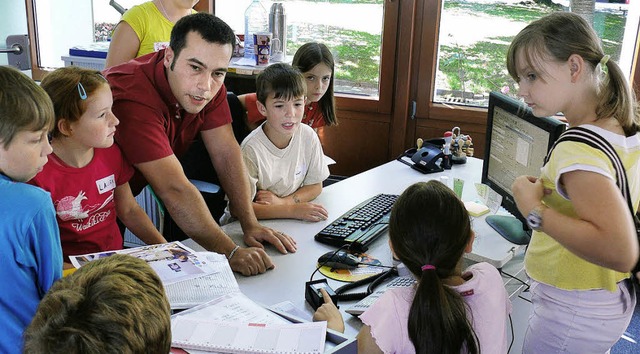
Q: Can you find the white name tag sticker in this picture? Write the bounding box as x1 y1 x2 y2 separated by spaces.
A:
154 41 169 52
96 175 116 194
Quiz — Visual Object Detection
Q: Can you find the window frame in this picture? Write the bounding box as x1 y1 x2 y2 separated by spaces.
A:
211 0 398 115
414 0 640 124
25 0 399 117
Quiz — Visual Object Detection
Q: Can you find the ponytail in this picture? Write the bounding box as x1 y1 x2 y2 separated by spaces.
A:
389 181 479 353
506 12 639 136
409 269 479 354
596 58 640 136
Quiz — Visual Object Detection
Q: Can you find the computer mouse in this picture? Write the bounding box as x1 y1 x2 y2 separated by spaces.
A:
317 250 360 269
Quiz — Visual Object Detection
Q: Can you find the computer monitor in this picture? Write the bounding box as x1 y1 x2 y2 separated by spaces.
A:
481 91 566 245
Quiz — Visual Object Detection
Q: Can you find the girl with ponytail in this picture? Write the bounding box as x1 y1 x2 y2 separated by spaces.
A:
313 180 511 353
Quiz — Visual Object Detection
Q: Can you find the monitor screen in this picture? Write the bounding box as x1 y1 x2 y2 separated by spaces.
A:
481 91 566 244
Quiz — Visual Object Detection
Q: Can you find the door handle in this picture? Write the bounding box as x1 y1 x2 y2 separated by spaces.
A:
2 35 30 70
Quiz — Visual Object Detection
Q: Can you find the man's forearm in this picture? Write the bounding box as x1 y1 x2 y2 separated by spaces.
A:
161 183 237 255
215 152 260 231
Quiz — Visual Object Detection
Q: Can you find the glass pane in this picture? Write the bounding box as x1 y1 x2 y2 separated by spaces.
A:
32 0 143 69
215 0 384 98
434 1 639 108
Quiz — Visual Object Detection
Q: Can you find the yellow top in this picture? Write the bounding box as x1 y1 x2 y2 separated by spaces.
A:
525 125 640 291
121 1 195 58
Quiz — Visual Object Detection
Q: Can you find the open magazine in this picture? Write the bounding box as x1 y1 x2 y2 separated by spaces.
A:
69 241 218 286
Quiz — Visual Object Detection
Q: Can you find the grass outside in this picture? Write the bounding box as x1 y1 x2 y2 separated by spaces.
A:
281 0 627 103
96 1 628 101
437 2 627 104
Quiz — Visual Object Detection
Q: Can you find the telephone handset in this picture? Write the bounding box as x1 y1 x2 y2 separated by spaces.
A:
397 138 445 174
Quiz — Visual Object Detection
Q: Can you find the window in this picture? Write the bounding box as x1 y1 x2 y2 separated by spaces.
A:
215 0 385 98
28 0 392 108
432 1 639 108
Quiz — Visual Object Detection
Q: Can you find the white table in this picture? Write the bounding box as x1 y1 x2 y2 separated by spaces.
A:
183 157 528 341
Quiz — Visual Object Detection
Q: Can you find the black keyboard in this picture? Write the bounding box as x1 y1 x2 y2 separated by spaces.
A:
314 194 399 250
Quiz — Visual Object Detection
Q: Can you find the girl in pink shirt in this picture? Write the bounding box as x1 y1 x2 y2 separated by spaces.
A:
314 180 511 353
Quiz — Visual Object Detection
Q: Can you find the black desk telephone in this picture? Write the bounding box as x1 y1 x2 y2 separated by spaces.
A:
397 138 445 174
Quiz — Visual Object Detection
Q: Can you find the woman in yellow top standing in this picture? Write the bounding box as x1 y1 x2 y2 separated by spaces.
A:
105 0 198 68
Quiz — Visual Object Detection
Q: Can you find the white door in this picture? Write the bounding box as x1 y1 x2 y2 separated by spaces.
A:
0 1 30 75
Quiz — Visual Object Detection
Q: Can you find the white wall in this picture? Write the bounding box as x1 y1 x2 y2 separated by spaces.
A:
0 1 28 66
34 0 94 68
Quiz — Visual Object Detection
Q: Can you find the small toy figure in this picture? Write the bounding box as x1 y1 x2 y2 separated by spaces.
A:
449 127 474 163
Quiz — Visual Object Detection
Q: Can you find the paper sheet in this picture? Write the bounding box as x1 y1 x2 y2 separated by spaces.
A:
68 242 217 285
173 292 288 325
166 252 239 309
171 317 326 354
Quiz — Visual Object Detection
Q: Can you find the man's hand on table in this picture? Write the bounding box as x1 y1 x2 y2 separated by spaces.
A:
243 224 297 254
228 247 274 276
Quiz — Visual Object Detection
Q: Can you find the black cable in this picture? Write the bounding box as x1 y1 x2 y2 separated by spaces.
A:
308 244 350 282
333 267 398 301
357 263 395 269
500 269 530 288
367 268 397 293
518 294 532 303
507 313 514 354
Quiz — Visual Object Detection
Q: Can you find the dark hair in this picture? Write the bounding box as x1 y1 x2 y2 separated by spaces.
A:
0 66 54 148
40 66 109 138
23 254 171 354
506 12 639 136
292 42 337 126
389 181 479 354
256 63 306 104
170 12 236 66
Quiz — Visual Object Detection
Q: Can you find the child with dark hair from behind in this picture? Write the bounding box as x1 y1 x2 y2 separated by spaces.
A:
221 63 330 223
314 180 512 353
23 254 171 354
0 66 62 354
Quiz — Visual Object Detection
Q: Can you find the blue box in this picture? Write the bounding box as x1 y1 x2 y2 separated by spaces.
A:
68 42 110 59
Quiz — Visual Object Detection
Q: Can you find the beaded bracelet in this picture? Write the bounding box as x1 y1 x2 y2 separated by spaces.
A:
227 245 240 260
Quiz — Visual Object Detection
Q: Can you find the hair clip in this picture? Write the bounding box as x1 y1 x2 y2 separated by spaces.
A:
77 82 87 100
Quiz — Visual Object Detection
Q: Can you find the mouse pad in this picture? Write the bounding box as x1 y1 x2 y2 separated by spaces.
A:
318 253 386 282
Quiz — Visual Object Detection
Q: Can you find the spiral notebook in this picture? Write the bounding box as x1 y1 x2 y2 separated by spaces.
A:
171 317 326 354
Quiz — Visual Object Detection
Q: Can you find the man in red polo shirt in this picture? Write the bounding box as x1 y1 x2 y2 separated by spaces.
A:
104 13 296 276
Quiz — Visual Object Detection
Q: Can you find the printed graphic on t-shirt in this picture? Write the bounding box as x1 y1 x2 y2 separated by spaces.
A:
295 162 308 177
55 190 113 232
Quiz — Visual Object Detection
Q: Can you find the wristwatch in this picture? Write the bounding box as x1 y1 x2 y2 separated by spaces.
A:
526 205 546 231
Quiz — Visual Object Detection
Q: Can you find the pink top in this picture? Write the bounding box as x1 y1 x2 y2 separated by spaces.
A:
360 262 512 354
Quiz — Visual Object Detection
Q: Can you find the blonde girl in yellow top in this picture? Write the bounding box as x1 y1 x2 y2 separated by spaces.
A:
508 12 640 353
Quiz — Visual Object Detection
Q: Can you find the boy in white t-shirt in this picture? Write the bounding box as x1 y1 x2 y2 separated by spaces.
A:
221 63 329 224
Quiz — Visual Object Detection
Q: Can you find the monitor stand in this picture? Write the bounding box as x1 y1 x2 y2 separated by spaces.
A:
486 215 531 245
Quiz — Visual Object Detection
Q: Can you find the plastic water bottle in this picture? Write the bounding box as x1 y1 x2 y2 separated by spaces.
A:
244 0 268 61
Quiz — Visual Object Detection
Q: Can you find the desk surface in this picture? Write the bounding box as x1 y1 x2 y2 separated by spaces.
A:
183 157 527 338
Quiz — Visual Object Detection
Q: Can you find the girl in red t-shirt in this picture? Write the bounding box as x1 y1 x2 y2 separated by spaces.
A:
32 67 166 268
